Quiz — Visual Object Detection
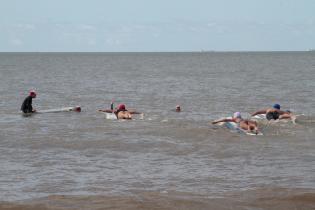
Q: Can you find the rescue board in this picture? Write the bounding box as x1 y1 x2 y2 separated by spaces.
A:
252 113 300 124
22 106 81 116
36 106 81 113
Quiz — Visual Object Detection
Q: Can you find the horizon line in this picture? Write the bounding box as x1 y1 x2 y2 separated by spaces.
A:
0 50 314 53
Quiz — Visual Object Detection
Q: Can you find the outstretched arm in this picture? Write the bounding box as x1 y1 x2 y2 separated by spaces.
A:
98 109 114 113
251 109 267 116
278 110 289 115
129 111 142 114
212 118 234 124
279 111 294 119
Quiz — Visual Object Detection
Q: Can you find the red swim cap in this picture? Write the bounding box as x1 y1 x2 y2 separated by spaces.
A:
29 90 36 97
75 106 81 112
118 104 126 110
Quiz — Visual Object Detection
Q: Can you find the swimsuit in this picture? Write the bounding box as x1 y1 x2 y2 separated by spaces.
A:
266 111 280 120
114 109 128 119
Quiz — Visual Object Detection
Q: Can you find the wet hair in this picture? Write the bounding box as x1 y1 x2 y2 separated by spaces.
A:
266 111 279 120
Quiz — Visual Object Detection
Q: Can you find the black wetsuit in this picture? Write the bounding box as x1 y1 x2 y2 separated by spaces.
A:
21 95 33 113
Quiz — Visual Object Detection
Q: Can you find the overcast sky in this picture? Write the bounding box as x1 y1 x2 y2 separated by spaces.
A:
1 0 314 52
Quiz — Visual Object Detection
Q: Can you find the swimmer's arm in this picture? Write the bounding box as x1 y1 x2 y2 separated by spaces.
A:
279 112 294 119
278 110 289 115
129 111 142 114
251 110 267 116
98 109 114 113
212 118 234 124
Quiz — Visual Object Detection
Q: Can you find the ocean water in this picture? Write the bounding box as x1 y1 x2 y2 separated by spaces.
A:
0 52 315 209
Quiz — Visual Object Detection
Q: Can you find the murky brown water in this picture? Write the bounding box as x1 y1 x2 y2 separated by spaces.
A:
1 52 315 209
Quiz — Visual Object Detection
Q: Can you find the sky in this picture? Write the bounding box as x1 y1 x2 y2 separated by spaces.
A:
0 0 314 52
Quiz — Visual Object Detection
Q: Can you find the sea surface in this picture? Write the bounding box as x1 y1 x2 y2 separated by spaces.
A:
0 52 315 209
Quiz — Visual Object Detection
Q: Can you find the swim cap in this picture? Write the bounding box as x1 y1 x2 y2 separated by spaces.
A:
233 112 242 119
29 90 36 97
118 104 126 110
273 104 280 109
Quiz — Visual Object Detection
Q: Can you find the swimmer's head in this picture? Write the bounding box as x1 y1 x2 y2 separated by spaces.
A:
273 104 281 110
175 105 181 112
233 112 242 119
117 104 126 110
29 90 37 98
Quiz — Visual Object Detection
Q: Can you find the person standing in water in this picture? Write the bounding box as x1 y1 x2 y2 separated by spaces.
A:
21 90 37 113
110 101 114 112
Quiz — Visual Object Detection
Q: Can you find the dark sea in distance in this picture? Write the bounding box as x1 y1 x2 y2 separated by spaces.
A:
0 52 315 209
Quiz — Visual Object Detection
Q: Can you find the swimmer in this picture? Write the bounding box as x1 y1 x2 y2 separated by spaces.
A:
213 112 259 134
251 104 294 121
99 103 141 119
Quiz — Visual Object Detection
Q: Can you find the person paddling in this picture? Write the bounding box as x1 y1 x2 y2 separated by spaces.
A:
99 103 142 119
21 90 37 114
213 112 260 134
113 104 133 119
251 104 294 121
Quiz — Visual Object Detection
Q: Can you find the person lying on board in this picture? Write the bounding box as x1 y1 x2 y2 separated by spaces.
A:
21 90 37 113
251 103 294 121
212 112 259 134
98 104 141 119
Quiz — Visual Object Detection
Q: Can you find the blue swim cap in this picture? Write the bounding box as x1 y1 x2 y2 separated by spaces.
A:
273 104 281 109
